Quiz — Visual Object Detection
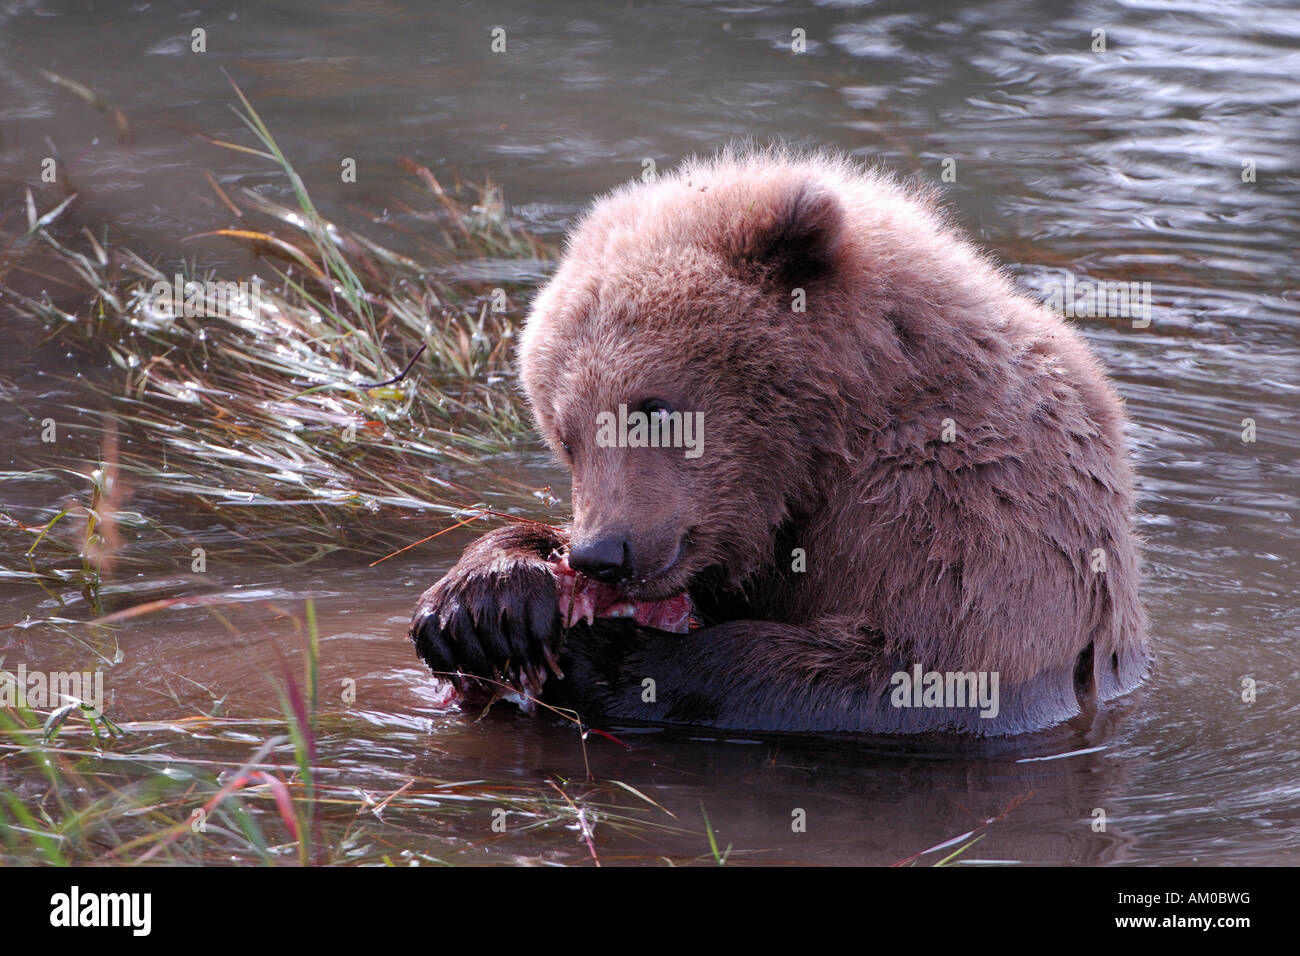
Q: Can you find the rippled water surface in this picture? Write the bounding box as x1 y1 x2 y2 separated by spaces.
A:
1 0 1297 864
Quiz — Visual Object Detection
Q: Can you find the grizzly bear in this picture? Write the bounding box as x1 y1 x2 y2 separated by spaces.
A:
409 147 1148 735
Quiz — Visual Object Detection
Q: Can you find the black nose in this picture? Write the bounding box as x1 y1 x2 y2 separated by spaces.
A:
569 535 630 583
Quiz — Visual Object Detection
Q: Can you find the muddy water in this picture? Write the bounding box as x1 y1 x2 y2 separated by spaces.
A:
2 1 1298 864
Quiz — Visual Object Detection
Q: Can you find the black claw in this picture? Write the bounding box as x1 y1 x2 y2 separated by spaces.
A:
445 604 489 679
409 609 435 658
526 588 558 662
478 608 515 667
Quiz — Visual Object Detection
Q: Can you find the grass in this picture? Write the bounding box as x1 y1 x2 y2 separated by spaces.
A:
0 689 696 867
1 78 550 594
0 600 697 866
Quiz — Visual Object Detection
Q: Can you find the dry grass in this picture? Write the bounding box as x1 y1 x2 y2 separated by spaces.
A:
0 81 557 607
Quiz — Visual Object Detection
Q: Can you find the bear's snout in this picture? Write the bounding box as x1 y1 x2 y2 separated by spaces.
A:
568 533 631 584
568 524 689 599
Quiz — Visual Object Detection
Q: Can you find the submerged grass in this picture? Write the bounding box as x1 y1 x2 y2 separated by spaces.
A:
0 600 696 866
1 78 552 588
0 689 697 866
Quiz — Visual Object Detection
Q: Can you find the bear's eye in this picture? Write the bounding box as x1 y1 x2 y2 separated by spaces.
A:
558 438 573 458
638 399 674 419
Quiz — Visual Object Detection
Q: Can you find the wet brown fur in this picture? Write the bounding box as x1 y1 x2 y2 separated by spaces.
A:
411 146 1149 735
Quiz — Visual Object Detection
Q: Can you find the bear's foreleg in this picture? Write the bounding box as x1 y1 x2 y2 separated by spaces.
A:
548 617 905 732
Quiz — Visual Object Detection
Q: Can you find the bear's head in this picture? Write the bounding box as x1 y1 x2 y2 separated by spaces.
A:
519 152 862 601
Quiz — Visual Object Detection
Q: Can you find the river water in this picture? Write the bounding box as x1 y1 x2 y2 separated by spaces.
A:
1 0 1297 864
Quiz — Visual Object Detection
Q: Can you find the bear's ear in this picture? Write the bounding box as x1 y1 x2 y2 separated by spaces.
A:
721 181 845 289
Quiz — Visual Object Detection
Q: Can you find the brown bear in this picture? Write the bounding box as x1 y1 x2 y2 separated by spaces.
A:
409 146 1148 735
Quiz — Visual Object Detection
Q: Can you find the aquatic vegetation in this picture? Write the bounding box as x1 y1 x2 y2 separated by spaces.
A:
0 601 692 865
1 80 547 572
